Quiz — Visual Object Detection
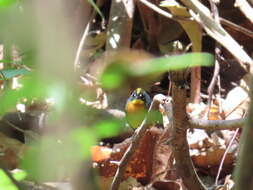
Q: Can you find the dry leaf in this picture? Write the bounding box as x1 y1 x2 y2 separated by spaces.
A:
222 86 248 119
94 127 162 184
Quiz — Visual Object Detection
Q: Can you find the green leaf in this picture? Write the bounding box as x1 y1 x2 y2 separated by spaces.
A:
0 169 18 190
100 63 128 89
99 52 214 89
71 128 97 158
129 53 214 76
13 170 27 181
94 119 125 138
20 130 97 182
0 74 48 115
0 68 30 80
85 0 104 20
160 0 202 52
0 0 17 7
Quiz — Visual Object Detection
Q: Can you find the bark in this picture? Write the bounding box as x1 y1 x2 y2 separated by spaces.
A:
106 0 135 50
170 71 207 190
234 76 253 190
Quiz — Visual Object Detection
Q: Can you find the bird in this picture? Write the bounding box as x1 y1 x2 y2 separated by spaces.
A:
125 88 152 129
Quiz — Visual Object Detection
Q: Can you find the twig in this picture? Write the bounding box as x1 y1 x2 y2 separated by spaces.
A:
139 0 253 38
220 18 253 39
110 94 165 190
189 118 244 130
215 128 240 185
207 60 220 114
137 0 253 39
208 0 219 22
2 119 25 134
207 42 221 116
180 0 253 73
235 0 253 24
138 0 192 22
234 74 253 190
2 168 22 190
74 21 91 71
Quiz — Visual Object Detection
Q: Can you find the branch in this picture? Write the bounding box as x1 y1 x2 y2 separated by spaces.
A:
189 118 244 130
180 0 253 73
235 0 253 24
74 22 91 71
2 168 22 190
106 0 135 50
110 94 165 190
170 70 207 190
234 75 253 190
138 0 193 22
220 18 253 39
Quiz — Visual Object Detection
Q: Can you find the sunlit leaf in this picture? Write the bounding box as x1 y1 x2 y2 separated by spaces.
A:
0 68 30 80
13 170 27 181
160 0 202 52
100 52 214 89
0 169 18 190
20 134 94 182
85 0 104 20
94 119 125 138
0 0 17 7
129 53 214 76
0 73 48 115
71 128 97 158
100 63 128 89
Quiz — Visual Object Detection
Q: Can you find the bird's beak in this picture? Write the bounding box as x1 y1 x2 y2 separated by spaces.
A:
131 99 145 105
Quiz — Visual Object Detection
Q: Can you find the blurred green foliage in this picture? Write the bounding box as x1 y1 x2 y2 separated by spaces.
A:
0 0 17 7
0 169 27 190
100 52 214 89
20 131 97 182
0 0 215 188
0 68 30 80
85 0 104 20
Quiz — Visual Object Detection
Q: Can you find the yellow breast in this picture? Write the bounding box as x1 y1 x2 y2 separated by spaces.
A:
126 99 145 113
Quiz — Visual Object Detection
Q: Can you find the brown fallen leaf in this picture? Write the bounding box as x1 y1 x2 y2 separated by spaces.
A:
94 127 162 184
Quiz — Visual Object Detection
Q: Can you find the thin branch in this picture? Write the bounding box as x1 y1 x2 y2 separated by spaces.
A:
235 0 253 24
189 118 244 130
207 59 220 115
139 0 253 72
2 168 22 190
110 94 165 190
234 75 253 190
138 0 253 39
74 22 91 71
138 0 192 22
220 18 253 39
180 0 253 73
1 119 25 134
215 128 240 185
208 0 219 22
